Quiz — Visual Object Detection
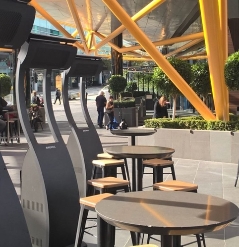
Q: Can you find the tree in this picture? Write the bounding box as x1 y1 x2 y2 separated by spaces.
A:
152 57 192 119
225 51 239 90
108 75 127 99
191 62 212 102
125 81 137 95
0 74 11 97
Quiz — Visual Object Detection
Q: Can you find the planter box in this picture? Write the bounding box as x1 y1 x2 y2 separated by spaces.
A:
104 107 138 127
136 128 239 163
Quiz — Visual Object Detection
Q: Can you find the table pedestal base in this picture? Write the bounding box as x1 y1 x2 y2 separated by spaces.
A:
161 235 181 247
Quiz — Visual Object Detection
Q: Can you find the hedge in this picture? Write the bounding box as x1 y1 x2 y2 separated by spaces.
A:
144 115 239 131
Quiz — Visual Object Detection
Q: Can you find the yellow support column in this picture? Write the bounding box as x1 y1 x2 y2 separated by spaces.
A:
103 0 215 120
218 0 229 121
199 0 227 120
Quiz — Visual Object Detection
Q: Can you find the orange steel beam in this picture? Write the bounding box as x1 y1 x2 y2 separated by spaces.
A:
199 0 227 120
92 0 165 51
0 48 12 52
165 38 204 58
86 0 93 31
66 0 88 53
218 0 229 120
179 55 208 60
29 0 84 51
71 30 78 38
120 32 204 53
103 0 215 120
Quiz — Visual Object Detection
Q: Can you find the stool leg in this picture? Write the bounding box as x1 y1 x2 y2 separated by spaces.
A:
75 205 89 247
171 165 176 180
196 234 202 247
235 163 239 187
124 158 131 182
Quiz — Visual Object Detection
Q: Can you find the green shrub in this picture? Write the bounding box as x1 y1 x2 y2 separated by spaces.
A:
144 117 238 131
0 74 11 97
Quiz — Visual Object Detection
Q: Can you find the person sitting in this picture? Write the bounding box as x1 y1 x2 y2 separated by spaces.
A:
153 95 168 118
29 105 42 132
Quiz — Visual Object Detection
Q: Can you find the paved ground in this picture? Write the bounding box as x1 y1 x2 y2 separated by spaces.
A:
1 85 239 247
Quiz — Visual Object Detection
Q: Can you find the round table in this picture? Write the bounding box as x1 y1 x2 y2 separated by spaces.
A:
110 128 157 191
110 128 157 145
105 145 175 191
96 191 239 247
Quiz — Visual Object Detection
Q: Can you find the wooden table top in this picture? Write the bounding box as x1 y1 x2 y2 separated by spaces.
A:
110 128 156 137
96 191 239 236
105 145 175 159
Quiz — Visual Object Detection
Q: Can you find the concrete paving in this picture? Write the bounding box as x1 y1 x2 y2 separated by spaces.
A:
0 86 239 247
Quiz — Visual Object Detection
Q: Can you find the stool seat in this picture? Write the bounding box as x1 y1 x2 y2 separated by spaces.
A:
92 159 125 167
143 158 174 166
88 177 129 189
153 180 198 192
80 193 113 209
97 152 114 159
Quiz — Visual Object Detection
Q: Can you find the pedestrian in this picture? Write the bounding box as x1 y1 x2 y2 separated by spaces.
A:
31 90 41 106
54 88 61 105
153 95 168 118
105 96 114 130
95 90 107 128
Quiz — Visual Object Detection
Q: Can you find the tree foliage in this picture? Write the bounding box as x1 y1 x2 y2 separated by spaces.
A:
225 51 239 90
0 74 11 97
152 57 192 98
108 75 127 96
191 62 211 99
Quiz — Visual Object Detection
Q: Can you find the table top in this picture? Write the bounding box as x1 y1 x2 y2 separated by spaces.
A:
110 128 157 137
105 145 174 159
96 191 239 236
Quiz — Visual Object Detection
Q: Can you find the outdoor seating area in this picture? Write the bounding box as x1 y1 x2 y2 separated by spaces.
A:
1 1 239 247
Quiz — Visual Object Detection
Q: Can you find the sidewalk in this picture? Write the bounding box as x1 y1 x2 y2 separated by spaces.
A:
0 88 238 247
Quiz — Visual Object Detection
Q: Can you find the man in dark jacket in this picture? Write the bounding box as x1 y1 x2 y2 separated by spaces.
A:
95 91 107 128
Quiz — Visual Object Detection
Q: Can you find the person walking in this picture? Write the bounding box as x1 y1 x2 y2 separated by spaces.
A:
105 96 114 130
153 95 168 118
95 91 107 128
54 88 61 105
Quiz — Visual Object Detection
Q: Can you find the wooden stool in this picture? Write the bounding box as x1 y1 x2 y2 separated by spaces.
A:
87 177 130 195
97 152 131 185
143 158 176 183
75 193 114 247
152 180 206 247
153 180 198 192
92 159 128 180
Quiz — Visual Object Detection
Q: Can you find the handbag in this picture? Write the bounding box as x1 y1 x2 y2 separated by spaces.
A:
105 108 113 114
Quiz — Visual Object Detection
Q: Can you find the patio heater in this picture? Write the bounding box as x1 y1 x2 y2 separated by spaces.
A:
0 0 35 246
62 55 103 198
16 34 79 247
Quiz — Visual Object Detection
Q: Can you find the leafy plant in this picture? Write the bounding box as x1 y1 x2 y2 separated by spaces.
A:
152 57 192 119
0 74 11 97
225 51 239 90
108 75 127 99
144 117 238 131
125 81 137 94
191 62 212 102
